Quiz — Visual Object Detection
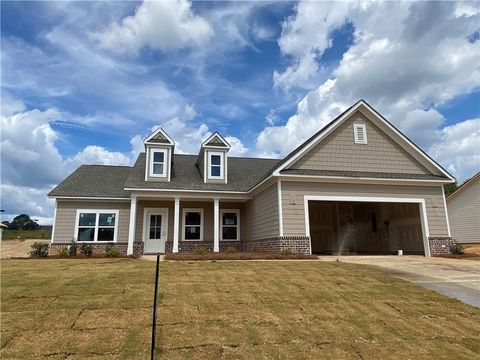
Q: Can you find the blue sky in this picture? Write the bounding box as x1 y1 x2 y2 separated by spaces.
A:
1 1 479 223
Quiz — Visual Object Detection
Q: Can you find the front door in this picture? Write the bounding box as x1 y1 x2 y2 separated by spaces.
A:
144 208 168 254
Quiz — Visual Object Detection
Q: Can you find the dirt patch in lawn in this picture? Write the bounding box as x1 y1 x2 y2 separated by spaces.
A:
436 243 480 261
164 251 317 261
1 239 50 259
1 258 479 359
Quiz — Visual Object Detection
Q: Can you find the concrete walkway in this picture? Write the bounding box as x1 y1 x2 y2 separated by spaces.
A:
319 255 480 307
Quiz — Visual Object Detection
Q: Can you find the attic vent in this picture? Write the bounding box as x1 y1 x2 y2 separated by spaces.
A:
353 124 367 144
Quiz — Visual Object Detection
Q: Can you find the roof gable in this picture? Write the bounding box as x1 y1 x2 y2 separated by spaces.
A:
201 132 231 149
447 172 480 202
273 100 454 181
288 110 432 175
144 127 174 145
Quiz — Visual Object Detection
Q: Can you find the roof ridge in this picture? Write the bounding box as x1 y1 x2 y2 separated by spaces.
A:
81 164 133 168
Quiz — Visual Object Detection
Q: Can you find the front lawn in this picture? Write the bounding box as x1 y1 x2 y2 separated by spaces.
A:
1 259 479 359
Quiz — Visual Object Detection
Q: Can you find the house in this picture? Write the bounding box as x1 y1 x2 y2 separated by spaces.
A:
48 100 455 256
446 172 480 244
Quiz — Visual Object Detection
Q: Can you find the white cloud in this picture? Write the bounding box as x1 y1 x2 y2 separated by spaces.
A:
430 119 480 181
0 96 139 224
225 136 248 156
265 109 279 126
258 1 480 180
93 0 213 54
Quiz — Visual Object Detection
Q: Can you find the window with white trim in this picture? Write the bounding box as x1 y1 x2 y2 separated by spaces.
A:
150 148 167 177
353 124 367 144
221 209 240 241
183 208 203 241
208 152 224 179
76 210 118 242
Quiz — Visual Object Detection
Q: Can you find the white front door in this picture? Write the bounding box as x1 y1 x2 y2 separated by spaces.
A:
144 208 168 254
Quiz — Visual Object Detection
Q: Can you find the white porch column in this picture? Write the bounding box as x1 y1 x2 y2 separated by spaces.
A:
214 198 220 252
127 195 137 255
173 197 180 253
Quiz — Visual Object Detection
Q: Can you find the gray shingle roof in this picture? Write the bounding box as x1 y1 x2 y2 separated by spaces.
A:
280 169 449 180
124 153 280 192
47 165 132 198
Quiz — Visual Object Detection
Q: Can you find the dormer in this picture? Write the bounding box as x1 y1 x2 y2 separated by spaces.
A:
144 128 175 182
196 132 231 184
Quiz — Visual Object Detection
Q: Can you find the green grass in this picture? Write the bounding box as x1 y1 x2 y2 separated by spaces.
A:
2 229 51 240
1 259 479 359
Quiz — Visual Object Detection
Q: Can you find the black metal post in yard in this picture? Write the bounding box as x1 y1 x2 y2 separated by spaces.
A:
151 254 160 360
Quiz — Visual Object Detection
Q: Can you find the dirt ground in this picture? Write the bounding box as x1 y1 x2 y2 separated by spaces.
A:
464 243 480 255
1 239 50 259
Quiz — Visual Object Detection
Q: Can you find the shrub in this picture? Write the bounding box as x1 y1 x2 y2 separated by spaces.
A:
450 242 464 255
105 244 120 258
225 246 237 253
193 246 206 254
79 243 93 256
58 247 69 257
30 242 49 257
68 243 77 256
280 248 294 256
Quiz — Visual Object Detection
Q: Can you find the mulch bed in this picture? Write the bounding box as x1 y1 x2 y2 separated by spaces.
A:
164 252 318 261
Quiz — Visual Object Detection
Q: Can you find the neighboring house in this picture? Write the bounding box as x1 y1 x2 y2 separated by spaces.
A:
48 100 455 256
446 172 480 244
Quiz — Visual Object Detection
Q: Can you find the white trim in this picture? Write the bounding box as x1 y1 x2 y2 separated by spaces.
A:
207 151 224 180
220 208 240 241
353 123 367 144
48 196 131 201
273 100 454 180
142 207 169 254
214 199 220 251
277 174 454 184
182 208 204 242
50 199 57 243
144 127 175 145
125 187 249 194
441 187 452 237
74 209 119 243
127 196 137 255
173 197 180 252
303 195 431 257
149 148 168 178
202 132 231 149
277 181 283 237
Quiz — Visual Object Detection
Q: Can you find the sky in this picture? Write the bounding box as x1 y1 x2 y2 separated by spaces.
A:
1 0 479 225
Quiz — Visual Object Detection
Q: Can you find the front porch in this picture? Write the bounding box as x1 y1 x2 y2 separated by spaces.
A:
127 195 246 255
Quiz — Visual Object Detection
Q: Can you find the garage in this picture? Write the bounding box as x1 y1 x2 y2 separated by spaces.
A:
306 197 428 255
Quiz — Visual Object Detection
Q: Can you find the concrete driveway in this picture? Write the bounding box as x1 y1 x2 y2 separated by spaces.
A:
319 255 480 308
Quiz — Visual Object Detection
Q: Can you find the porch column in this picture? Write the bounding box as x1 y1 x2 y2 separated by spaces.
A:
127 195 137 255
173 197 180 253
214 198 220 252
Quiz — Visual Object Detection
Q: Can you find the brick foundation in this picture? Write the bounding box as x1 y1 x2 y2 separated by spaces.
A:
428 237 454 255
166 240 245 253
51 242 132 256
245 236 311 254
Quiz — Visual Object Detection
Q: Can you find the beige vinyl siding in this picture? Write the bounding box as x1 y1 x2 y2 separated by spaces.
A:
52 200 131 243
281 181 449 237
447 179 480 243
291 113 431 175
245 182 279 240
135 200 245 243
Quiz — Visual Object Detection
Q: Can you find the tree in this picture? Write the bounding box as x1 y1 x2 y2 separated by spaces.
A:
8 214 39 230
443 182 458 197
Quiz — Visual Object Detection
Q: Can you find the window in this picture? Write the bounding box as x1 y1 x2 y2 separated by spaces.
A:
150 148 167 177
208 152 223 179
75 210 118 242
221 209 240 241
353 124 367 144
183 208 203 241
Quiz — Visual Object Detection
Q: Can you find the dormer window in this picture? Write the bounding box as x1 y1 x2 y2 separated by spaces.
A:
150 149 167 177
208 152 224 179
144 128 174 182
354 123 367 144
197 132 231 184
